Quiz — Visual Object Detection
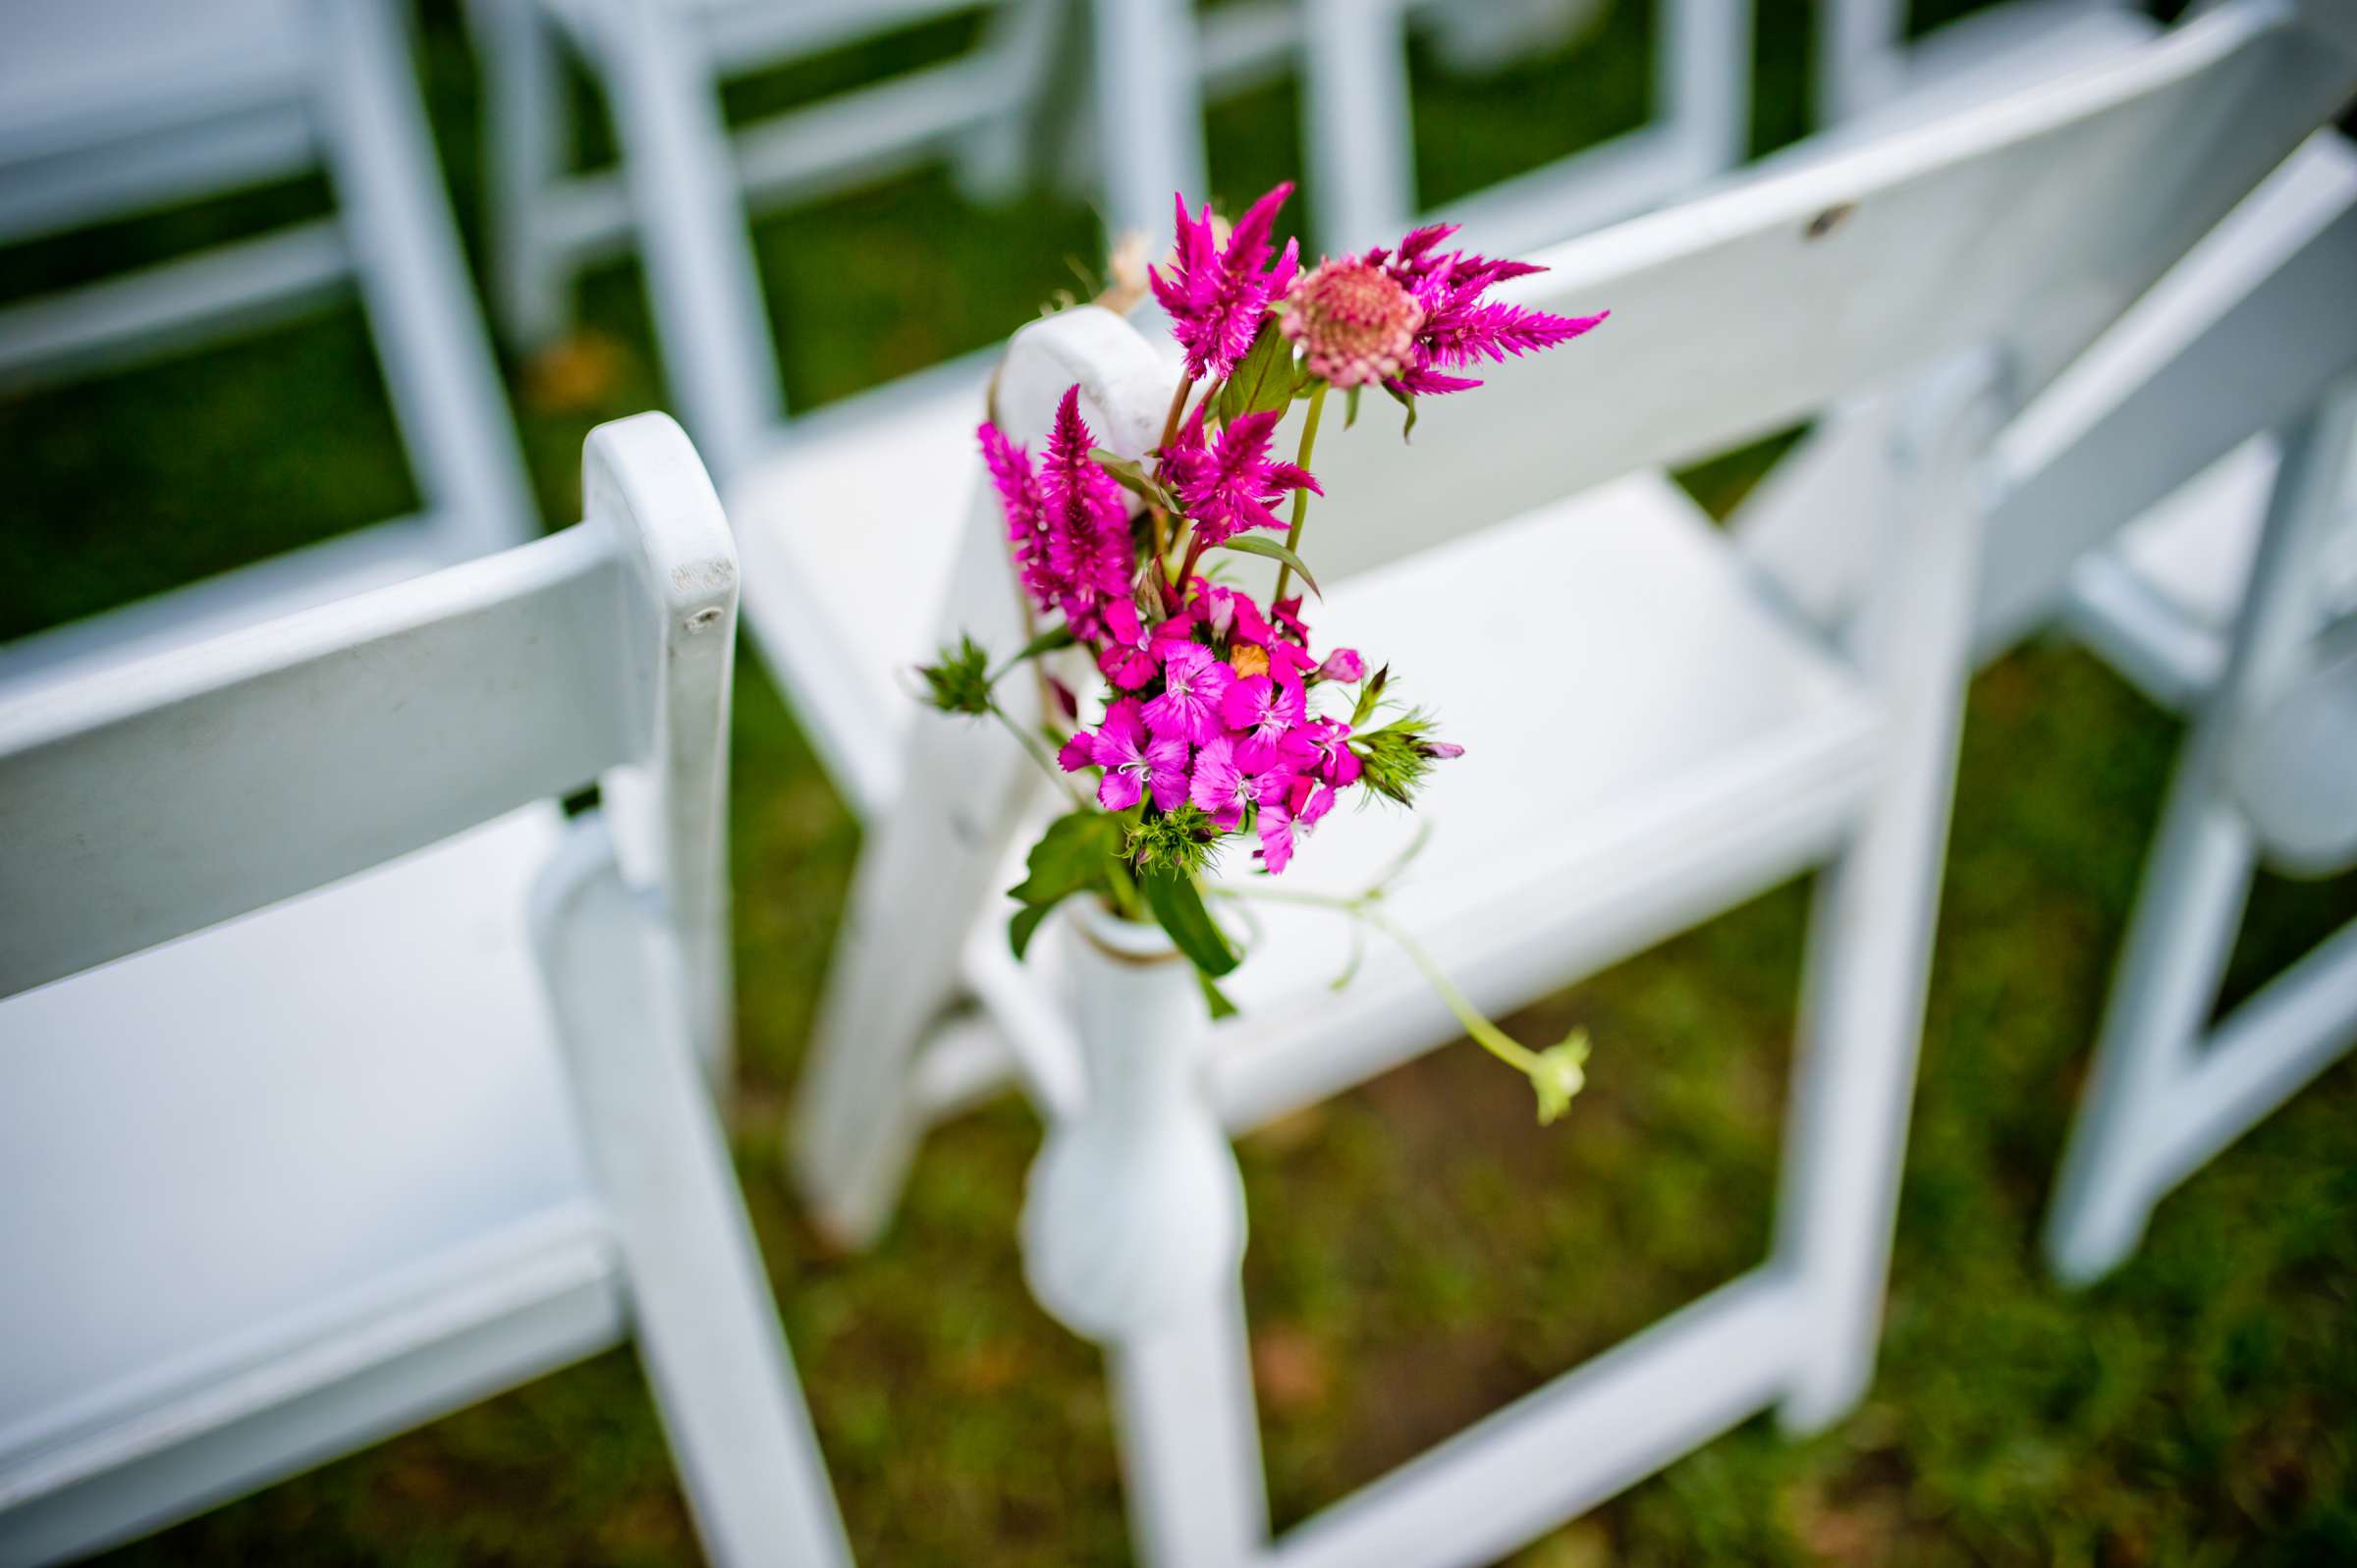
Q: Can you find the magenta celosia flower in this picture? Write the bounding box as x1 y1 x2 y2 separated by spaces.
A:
1145 640 1233 744
979 421 1055 607
1150 184 1301 382
1270 595 1310 642
1219 672 1305 748
1280 255 1424 388
1160 405 1321 548
983 390 1133 624
1065 697 1190 812
1361 223 1607 398
1189 734 1296 832
1316 647 1364 683
1039 386 1134 619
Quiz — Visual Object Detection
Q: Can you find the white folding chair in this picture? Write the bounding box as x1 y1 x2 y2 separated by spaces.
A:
0 0 535 688
0 414 850 1568
1782 0 2357 1282
1092 0 1752 257
2036 382 2357 1282
1818 0 2153 133
1293 0 1752 252
470 0 1075 430
783 5 2356 1562
1743 120 2357 1285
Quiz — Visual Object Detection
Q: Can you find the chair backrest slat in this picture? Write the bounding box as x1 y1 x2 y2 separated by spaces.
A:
1280 0 2354 585
0 413 733 1001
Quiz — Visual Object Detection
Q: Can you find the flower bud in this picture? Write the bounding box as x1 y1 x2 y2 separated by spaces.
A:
1280 257 1424 389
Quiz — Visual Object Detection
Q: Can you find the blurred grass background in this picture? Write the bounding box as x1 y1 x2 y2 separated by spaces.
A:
3 1 2352 1562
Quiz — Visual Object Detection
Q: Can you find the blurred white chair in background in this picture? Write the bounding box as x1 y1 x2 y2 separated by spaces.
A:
471 0 1076 449
1773 0 2357 1283
0 0 534 688
1818 0 2151 131
1095 0 1753 256
786 7 2357 1563
2038 377 2357 1283
1289 0 1753 252
1747 130 2357 1287
0 415 849 1568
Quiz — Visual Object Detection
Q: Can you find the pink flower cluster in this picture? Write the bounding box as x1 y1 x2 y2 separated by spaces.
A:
1056 579 1364 875
952 179 1604 890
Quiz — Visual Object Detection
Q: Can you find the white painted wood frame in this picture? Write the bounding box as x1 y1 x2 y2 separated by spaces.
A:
470 0 1071 450
2040 382 2357 1284
783 5 2357 1562
1817 0 2149 134
1295 0 1754 253
0 0 535 691
0 414 850 1568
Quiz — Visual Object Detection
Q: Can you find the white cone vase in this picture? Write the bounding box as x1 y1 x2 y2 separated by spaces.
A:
1019 896 1247 1341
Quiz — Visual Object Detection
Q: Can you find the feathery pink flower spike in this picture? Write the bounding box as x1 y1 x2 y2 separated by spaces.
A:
1362 223 1608 398
1150 183 1302 382
1160 404 1321 547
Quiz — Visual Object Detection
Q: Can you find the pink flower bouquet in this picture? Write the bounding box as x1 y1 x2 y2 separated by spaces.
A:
920 183 1607 1119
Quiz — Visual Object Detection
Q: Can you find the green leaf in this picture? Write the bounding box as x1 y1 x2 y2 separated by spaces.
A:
997 623 1077 675
1009 901 1054 960
1384 381 1418 442
1087 448 1178 512
1008 810 1125 909
1215 319 1299 425
1218 534 1320 598
1199 973 1239 1018
1350 664 1390 728
1344 385 1362 428
1139 869 1238 977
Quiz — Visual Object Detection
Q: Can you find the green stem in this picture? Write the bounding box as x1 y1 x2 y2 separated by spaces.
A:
1103 859 1146 921
1159 370 1194 452
989 698 1088 812
1151 370 1199 609
1271 380 1329 604
1360 909 1542 1074
1211 882 1540 1073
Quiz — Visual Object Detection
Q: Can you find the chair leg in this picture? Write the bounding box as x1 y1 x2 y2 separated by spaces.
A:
789 804 973 1249
1087 0 1211 242
952 0 1062 207
1777 352 2008 1433
309 0 536 560
477 0 573 351
592 0 781 477
2045 385 2357 1284
532 823 852 1568
2042 790 2254 1283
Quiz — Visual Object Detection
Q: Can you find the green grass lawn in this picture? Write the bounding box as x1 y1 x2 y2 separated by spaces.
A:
6 3 2352 1563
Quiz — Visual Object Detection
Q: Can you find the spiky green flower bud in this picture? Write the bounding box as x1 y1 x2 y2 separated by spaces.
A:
917 634 994 716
